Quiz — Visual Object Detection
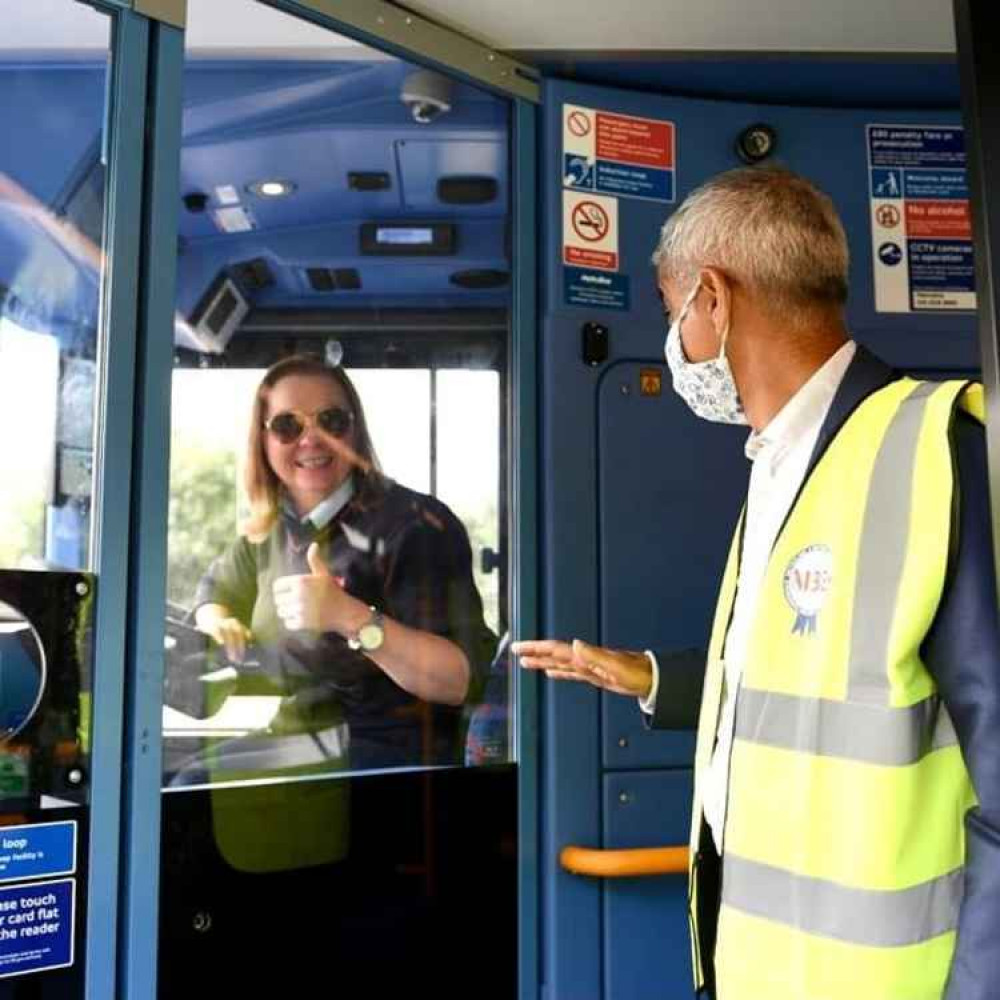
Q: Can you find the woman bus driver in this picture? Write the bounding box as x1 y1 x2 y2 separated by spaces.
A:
192 354 497 770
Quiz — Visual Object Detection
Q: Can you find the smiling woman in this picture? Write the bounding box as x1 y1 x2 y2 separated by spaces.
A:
188 354 498 773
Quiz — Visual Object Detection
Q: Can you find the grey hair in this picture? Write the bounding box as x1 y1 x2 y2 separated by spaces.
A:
651 166 849 316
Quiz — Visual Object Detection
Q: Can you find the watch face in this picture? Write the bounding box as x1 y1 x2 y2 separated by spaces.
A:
358 622 384 651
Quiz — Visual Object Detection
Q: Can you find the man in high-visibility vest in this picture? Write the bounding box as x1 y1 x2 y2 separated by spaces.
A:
515 166 1000 1000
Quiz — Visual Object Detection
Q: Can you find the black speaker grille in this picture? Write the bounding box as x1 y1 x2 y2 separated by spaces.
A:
449 269 509 290
348 171 391 192
306 268 362 292
437 175 498 205
234 257 274 291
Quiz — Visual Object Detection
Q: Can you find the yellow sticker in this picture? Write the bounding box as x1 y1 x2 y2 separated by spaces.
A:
639 368 662 397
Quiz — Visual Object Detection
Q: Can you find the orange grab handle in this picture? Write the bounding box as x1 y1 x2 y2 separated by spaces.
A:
559 845 689 877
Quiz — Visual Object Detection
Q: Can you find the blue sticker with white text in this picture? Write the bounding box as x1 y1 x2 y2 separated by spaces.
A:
0 879 74 978
565 267 630 310
0 823 76 884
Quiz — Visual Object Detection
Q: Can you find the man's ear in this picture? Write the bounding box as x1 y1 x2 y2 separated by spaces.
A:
700 267 733 337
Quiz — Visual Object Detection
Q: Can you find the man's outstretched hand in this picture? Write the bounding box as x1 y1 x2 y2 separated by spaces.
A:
512 639 653 699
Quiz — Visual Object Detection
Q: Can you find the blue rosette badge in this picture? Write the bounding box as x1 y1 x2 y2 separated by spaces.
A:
782 544 833 636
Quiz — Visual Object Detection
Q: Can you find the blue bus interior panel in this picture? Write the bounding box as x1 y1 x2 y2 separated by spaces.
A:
603 770 693 1000
542 75 971 1000
598 360 746 770
0 67 107 207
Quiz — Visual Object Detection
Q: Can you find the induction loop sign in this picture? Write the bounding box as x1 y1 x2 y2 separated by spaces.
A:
562 101 676 201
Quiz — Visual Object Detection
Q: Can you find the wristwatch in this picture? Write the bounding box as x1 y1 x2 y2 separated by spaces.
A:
347 606 385 652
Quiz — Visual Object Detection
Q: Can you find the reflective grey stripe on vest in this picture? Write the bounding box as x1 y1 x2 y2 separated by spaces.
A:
722 853 963 947
848 381 940 704
734 688 958 765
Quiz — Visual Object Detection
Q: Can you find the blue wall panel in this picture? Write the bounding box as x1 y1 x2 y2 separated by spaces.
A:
541 75 970 1000
598 360 746 770
603 771 693 1000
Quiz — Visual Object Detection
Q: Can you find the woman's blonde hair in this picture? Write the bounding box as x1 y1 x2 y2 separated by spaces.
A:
242 355 387 542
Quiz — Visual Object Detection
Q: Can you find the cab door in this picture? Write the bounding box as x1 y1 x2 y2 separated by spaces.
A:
124 3 542 998
540 76 976 999
0 1 166 996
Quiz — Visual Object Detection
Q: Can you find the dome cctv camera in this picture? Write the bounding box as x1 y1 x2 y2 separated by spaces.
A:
401 69 453 124
736 123 778 164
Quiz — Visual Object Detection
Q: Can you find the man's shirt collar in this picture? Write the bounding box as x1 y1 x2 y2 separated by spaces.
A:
744 340 857 470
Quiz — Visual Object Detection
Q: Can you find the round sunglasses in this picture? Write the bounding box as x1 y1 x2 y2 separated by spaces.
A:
264 406 354 444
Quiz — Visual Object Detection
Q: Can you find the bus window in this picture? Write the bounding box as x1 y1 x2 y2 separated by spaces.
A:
160 23 511 790
164 355 506 776
157 6 518 994
0 52 108 575
0 9 112 994
0 321 60 570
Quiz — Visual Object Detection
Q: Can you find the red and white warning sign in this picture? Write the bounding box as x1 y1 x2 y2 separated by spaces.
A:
564 104 595 161
566 109 592 138
563 190 619 271
563 102 676 202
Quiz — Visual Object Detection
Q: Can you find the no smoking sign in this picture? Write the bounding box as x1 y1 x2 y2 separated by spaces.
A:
571 201 610 242
563 190 619 271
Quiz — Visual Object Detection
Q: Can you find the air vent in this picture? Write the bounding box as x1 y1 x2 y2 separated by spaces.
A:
348 172 391 192
233 258 274 291
449 269 509 290
307 268 334 292
437 176 498 205
306 268 362 292
333 268 361 290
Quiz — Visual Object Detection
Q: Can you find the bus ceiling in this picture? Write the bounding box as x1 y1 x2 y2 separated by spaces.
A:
0 45 511 359
0 0 957 361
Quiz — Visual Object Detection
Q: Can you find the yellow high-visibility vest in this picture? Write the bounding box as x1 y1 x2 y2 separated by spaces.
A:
690 378 984 1000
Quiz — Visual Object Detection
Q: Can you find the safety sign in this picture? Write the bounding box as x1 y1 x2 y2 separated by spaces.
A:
867 124 975 312
563 190 619 271
563 103 675 202
0 822 76 884
0 879 74 979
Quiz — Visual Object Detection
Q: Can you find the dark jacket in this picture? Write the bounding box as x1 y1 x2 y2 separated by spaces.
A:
195 481 497 768
649 346 1000 1000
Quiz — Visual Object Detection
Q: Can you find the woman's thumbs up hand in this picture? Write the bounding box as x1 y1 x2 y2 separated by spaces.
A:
273 542 348 633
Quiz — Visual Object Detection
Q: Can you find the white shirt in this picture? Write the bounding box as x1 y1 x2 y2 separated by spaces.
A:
303 476 355 531
641 341 857 853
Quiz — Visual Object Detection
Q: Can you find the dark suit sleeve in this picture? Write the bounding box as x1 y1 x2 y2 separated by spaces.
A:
922 413 1000 1000
643 648 706 730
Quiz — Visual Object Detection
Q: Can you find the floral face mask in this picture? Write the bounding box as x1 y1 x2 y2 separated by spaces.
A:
663 278 748 426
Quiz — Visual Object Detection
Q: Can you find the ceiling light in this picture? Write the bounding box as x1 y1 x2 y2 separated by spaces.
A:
248 180 296 198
